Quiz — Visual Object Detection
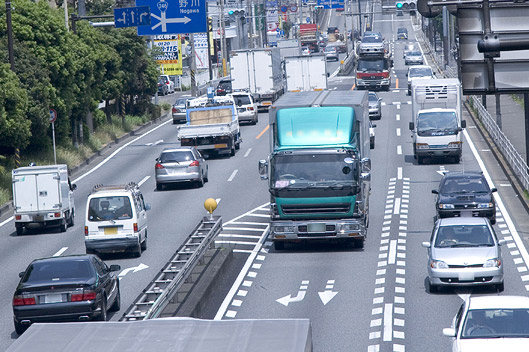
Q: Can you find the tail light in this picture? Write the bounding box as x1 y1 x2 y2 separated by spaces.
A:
71 290 97 302
133 223 138 232
15 215 21 220
172 107 177 113
247 106 254 111
85 226 88 235
54 212 61 217
155 163 164 169
13 295 36 306
189 160 200 167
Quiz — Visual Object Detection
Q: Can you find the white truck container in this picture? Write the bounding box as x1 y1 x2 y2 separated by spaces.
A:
12 164 76 235
285 55 328 92
177 96 242 156
230 48 284 111
278 39 300 58
409 78 466 164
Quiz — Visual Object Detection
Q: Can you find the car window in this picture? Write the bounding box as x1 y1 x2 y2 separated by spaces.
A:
410 51 422 56
441 176 489 193
434 225 494 248
409 68 433 77
23 259 94 283
368 93 378 101
92 257 107 276
233 95 252 105
88 196 133 221
362 36 382 43
177 99 188 105
462 308 529 338
160 151 194 163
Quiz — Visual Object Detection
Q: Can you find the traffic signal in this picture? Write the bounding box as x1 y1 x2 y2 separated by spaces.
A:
395 0 417 11
416 0 442 17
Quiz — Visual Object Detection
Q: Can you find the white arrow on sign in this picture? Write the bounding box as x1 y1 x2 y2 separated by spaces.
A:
318 290 338 305
119 263 149 277
436 165 447 176
276 290 306 307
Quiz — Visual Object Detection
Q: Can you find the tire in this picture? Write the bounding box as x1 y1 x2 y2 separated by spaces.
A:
196 174 205 188
204 169 209 183
59 219 67 232
230 146 236 157
254 115 259 124
68 210 75 227
96 298 107 321
156 183 163 191
417 156 424 165
14 320 28 335
428 282 438 293
496 281 505 292
15 225 24 236
141 231 147 251
454 155 460 163
133 241 142 257
274 241 285 250
109 285 121 312
370 140 375 149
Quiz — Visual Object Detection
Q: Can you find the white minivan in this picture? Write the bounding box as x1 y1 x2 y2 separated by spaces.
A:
85 183 150 257
229 92 258 125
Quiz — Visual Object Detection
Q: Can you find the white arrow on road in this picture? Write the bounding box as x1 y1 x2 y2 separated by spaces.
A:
437 165 447 176
119 263 149 277
276 290 306 307
318 290 338 305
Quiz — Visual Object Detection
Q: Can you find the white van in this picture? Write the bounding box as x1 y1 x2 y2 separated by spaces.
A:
85 183 150 257
229 92 258 125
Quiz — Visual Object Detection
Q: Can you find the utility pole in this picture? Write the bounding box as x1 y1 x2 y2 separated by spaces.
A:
248 0 255 48
219 0 228 77
190 33 198 97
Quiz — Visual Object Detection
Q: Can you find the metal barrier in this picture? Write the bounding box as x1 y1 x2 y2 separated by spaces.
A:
121 215 223 321
417 28 529 191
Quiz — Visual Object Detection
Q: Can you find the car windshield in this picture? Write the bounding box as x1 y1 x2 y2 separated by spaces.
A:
88 196 133 222
357 59 388 72
23 259 94 283
434 225 494 248
233 95 251 105
362 36 383 43
409 51 422 56
441 176 489 194
417 111 458 136
398 28 407 33
461 309 529 338
368 93 379 102
409 68 432 77
160 151 194 163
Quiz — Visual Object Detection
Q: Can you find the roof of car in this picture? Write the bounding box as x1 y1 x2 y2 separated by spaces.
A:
409 65 432 71
161 147 195 153
443 171 484 179
468 295 529 310
437 217 489 226
397 28 407 32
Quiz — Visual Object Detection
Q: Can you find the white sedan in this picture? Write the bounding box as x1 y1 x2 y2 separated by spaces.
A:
444 295 529 351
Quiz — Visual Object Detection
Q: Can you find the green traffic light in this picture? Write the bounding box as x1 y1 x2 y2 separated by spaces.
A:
228 10 234 15
396 2 403 8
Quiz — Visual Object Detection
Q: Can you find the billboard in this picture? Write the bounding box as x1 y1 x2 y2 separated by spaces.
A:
154 35 183 75
194 33 209 70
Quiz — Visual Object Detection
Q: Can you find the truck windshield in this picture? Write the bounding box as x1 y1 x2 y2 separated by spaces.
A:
417 111 458 136
271 153 358 190
88 196 133 221
357 59 387 72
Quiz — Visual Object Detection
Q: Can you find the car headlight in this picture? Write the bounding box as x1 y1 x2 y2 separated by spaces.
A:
416 143 429 150
448 141 462 149
430 260 449 269
484 258 501 268
341 224 360 231
274 226 295 233
439 204 455 209
477 203 494 209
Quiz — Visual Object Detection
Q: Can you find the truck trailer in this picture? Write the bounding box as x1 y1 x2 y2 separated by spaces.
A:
284 55 328 92
258 91 371 249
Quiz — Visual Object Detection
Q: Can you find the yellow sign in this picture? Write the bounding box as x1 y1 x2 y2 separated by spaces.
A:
155 35 182 75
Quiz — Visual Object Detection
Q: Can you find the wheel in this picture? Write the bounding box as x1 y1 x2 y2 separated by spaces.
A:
132 241 142 257
353 239 364 248
204 169 209 183
454 155 460 163
428 281 438 293
156 183 163 191
274 241 285 250
59 219 67 232
141 231 147 251
15 224 24 236
417 156 424 165
253 115 258 124
109 285 121 312
370 140 375 149
96 298 107 321
230 146 236 157
196 174 205 188
68 210 75 227
496 281 504 292
14 319 28 335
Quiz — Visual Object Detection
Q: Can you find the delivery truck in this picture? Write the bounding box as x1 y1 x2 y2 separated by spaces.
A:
284 55 328 92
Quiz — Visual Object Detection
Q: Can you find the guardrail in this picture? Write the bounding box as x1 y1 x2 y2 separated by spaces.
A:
121 215 222 321
417 28 529 191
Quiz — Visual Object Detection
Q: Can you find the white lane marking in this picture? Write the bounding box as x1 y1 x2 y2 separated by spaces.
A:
53 247 68 256
383 303 393 341
0 216 13 228
393 198 401 215
138 176 150 187
464 129 529 279
396 114 400 121
398 167 403 180
388 240 397 265
396 128 401 136
153 139 163 145
396 104 401 110
397 145 402 155
244 148 253 158
227 169 238 182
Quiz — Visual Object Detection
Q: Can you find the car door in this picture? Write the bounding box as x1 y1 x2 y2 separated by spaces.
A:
93 257 118 305
137 193 148 240
194 148 207 178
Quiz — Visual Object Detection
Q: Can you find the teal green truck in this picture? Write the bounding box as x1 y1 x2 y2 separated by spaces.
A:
258 91 371 250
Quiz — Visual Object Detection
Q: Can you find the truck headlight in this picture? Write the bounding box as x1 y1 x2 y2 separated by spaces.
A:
439 204 454 209
274 226 294 233
448 142 462 149
341 224 360 231
430 260 449 269
484 258 501 268
416 143 429 150
477 203 493 209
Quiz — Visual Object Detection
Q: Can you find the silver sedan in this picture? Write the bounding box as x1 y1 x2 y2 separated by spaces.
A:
155 147 208 190
421 217 505 293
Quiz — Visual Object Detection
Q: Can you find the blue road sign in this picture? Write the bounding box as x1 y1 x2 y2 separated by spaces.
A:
317 0 345 9
114 6 151 28
137 0 206 36
306 17 310 23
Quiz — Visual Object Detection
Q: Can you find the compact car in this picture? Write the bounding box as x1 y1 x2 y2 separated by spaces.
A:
172 95 192 124
155 147 208 190
368 91 382 120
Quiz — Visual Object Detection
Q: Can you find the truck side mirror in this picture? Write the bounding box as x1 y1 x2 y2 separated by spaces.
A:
71 184 77 191
145 203 152 211
461 120 466 128
360 172 371 181
258 160 268 180
361 157 371 172
409 122 414 130
432 190 438 194
327 72 330 77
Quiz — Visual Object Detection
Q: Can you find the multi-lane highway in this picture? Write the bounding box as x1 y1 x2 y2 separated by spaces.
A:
2 5 529 352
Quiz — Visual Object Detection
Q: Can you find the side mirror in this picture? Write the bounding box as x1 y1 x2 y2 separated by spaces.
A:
109 264 121 272
498 239 507 246
360 172 371 181
327 72 330 77
361 157 371 172
372 124 377 128
491 188 497 192
258 160 268 180
19 272 25 278
432 190 438 194
442 328 456 337
145 203 152 211
71 184 77 191
421 242 431 248
409 122 414 131
461 120 467 128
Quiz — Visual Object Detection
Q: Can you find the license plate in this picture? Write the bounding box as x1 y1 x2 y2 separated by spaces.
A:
214 143 228 149
308 223 326 233
45 294 63 303
458 271 475 281
104 227 118 235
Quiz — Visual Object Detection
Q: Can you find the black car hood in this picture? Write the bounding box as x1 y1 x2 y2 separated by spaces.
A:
438 193 492 204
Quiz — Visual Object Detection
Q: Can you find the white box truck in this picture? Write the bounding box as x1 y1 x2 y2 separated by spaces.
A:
409 78 466 164
285 55 328 92
229 48 284 111
278 39 300 58
12 164 76 235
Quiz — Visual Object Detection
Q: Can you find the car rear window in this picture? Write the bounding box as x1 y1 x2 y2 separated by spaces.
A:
233 95 252 105
23 259 94 283
88 196 133 221
368 93 378 101
160 151 194 163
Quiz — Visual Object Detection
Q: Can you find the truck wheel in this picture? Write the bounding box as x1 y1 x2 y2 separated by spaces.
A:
274 241 285 250
133 242 142 258
417 156 424 165
59 219 67 232
68 210 75 227
353 239 364 249
454 155 460 164
15 224 24 236
230 145 236 157
141 232 147 251
156 183 163 191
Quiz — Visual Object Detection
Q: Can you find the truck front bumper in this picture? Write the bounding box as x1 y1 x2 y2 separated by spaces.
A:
415 146 461 158
269 220 366 242
356 79 391 90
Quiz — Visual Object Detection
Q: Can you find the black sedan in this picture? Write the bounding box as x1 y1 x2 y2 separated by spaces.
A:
13 254 120 334
432 171 497 224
